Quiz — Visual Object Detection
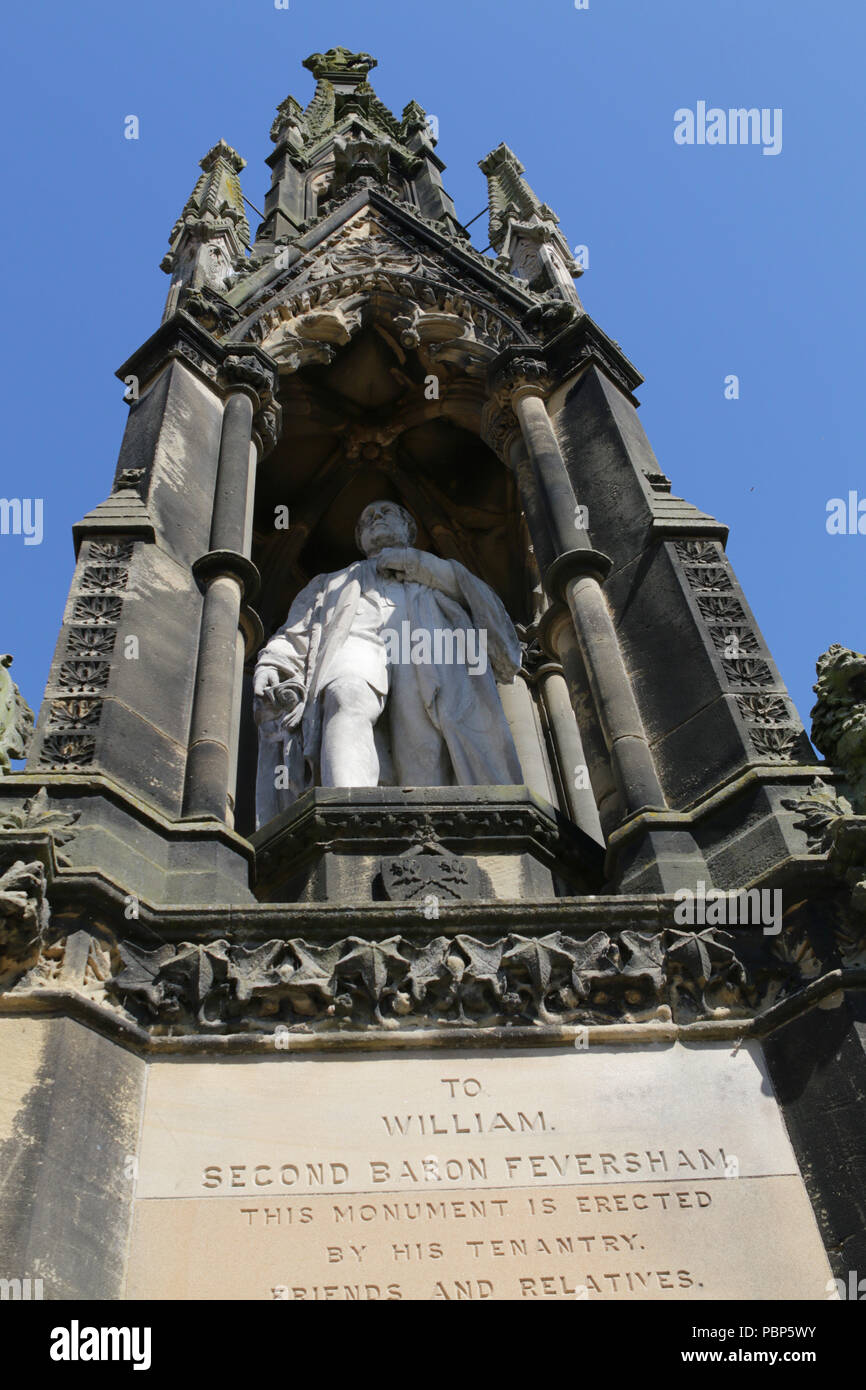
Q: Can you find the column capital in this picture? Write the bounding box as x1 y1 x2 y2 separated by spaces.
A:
479 397 521 461
220 351 282 459
252 400 283 458
488 347 551 404
219 351 279 409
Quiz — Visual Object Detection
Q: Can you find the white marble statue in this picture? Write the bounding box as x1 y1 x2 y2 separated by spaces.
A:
253 500 523 825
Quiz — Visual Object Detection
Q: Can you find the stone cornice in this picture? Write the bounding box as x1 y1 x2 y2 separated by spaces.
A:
115 312 225 395
115 313 279 401
35 866 670 939
3 980 861 1055
0 795 856 1046
612 762 841 838
545 313 644 401
0 772 255 859
488 328 643 410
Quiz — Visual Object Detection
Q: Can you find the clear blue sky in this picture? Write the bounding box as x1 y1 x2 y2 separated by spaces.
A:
1 0 863 738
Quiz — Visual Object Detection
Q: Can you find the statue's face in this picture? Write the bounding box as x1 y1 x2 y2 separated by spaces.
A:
357 501 413 556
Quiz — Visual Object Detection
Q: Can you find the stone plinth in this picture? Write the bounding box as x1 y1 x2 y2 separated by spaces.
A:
251 786 604 904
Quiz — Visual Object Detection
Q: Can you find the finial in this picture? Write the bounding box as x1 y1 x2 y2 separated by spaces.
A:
302 47 378 82
199 139 246 175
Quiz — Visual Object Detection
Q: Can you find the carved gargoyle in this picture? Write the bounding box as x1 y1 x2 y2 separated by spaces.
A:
781 646 866 934
0 859 50 959
810 643 866 813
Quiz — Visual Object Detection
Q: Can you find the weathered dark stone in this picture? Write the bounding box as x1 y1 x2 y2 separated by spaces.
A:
764 998 866 1279
0 1017 146 1299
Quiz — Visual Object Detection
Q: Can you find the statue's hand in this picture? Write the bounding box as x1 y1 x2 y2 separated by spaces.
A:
274 681 305 731
376 546 429 582
253 670 305 731
253 666 281 701
375 546 410 580
377 547 462 601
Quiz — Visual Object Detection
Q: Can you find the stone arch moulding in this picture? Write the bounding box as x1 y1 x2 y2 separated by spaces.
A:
225 221 534 385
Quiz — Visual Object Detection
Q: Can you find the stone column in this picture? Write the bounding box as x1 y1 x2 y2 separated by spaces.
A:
495 353 665 819
536 604 620 837
182 355 277 823
497 671 556 804
489 351 712 891
533 655 603 843
484 412 617 832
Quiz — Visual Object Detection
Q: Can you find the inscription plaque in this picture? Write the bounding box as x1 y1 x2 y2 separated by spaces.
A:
126 1042 832 1300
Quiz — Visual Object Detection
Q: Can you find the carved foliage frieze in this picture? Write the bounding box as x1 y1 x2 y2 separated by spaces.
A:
98 923 814 1035
4 928 110 1001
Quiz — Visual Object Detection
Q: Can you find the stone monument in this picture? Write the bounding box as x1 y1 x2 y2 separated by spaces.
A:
0 45 864 1302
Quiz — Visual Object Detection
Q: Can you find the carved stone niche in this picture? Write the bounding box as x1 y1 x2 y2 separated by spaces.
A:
250 787 604 906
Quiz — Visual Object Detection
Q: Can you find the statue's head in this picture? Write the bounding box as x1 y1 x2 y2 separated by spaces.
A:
355 500 417 556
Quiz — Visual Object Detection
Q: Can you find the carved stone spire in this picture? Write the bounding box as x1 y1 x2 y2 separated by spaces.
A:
160 140 251 320
479 143 582 304
256 48 462 245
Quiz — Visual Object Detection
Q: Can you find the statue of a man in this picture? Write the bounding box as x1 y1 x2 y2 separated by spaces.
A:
253 500 523 825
